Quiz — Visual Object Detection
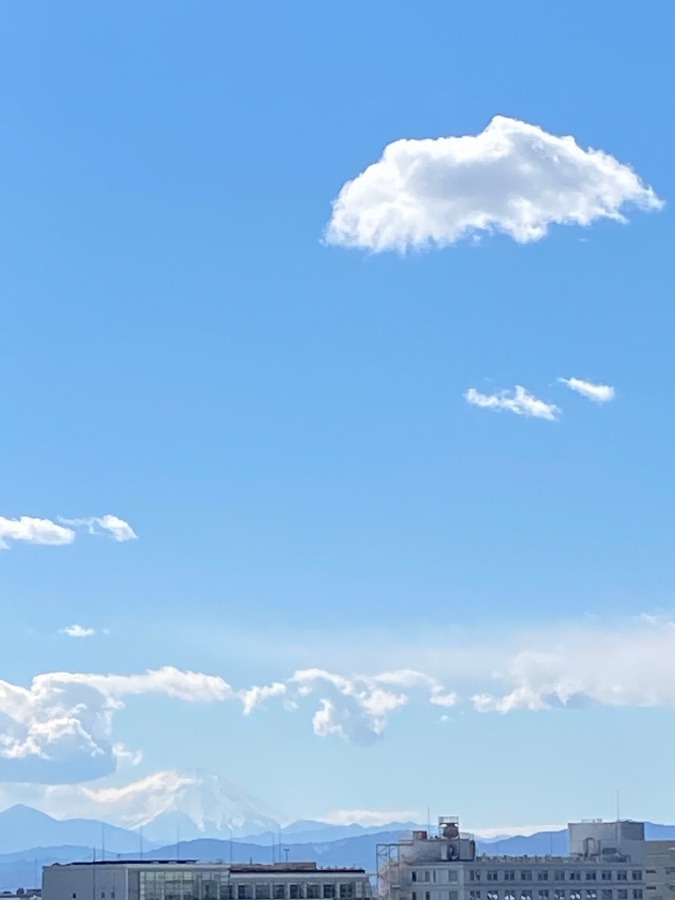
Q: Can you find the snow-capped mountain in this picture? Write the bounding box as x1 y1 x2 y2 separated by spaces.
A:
110 769 281 840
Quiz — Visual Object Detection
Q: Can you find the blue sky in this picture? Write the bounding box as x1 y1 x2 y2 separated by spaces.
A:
1 1 674 832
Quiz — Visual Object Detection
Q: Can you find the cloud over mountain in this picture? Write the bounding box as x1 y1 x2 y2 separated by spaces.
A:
326 116 662 252
0 669 232 783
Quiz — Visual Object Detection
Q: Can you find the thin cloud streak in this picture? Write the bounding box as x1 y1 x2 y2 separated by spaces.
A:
558 377 616 403
465 386 560 421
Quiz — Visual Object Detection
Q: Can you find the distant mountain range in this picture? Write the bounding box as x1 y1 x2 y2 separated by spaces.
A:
1 809 675 893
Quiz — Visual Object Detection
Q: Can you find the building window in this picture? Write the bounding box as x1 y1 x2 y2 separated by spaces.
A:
487 874 498 883
538 891 550 900
602 875 612 883
102 893 106 898
307 889 320 900
616 893 627 900
570 892 581 900
469 891 481 900
504 891 515 900
616 876 627 884
273 888 285 900
586 875 597 883
602 891 612 900
323 888 335 900
290 888 301 900
448 873 458 884
538 875 549 883
425 893 431 900
554 892 566 900
472 873 482 883
633 892 642 900
487 891 499 900
555 876 566 884
72 895 77 899
412 892 417 900
520 892 533 900
631 875 642 883
238 888 253 900
570 875 581 883
256 888 271 900
586 892 597 900
522 874 533 883
448 893 458 900
505 875 516 883
412 875 418 884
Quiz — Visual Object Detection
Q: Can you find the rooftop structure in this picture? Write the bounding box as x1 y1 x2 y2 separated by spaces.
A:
377 817 647 900
42 861 371 900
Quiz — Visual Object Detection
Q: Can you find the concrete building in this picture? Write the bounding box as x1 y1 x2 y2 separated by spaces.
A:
377 818 647 900
42 862 371 900
645 841 675 900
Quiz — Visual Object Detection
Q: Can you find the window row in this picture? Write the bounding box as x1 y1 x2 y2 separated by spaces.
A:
141 885 361 900
464 890 643 900
468 874 641 885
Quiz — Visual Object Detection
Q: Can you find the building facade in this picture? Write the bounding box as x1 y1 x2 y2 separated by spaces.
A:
645 840 675 900
377 818 646 900
43 862 371 900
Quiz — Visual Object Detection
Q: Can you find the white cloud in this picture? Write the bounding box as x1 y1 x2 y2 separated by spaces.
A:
326 116 663 252
0 513 136 550
0 516 75 550
472 618 675 713
465 385 560 421
0 668 232 783
239 682 287 716
243 668 459 745
558 377 615 403
59 625 96 638
59 514 137 542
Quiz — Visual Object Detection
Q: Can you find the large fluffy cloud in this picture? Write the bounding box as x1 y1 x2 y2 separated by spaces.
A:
245 668 457 746
326 116 662 252
0 668 232 783
4 618 675 785
472 619 675 713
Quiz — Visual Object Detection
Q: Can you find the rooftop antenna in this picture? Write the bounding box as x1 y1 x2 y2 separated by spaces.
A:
176 826 181 860
426 807 431 833
102 824 106 863
140 826 144 860
284 847 290 863
229 828 233 864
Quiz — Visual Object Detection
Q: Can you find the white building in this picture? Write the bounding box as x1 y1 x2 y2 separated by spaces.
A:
42 862 371 900
377 818 646 900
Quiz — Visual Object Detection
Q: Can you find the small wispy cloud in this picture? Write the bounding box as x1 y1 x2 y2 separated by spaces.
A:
0 514 136 550
465 386 560 421
59 625 96 638
58 515 137 542
558 377 615 403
